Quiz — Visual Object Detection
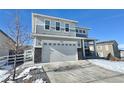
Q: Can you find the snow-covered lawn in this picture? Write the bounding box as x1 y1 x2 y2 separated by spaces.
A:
0 65 13 82
88 59 124 73
0 60 8 67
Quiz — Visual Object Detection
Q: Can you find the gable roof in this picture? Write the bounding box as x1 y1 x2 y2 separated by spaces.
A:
0 29 16 44
96 40 118 45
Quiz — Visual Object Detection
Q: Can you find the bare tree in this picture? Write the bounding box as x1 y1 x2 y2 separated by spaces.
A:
6 10 31 80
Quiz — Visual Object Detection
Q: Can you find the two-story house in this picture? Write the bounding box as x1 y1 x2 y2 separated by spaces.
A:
32 13 97 63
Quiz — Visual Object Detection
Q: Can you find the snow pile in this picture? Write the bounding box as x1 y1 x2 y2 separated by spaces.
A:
33 79 44 83
15 65 46 83
88 59 124 73
16 66 42 79
0 70 8 82
23 74 32 80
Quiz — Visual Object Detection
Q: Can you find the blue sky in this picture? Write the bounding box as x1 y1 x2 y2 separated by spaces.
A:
0 9 124 49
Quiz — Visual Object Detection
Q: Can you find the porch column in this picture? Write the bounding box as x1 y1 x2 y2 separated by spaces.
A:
93 40 97 57
82 40 85 58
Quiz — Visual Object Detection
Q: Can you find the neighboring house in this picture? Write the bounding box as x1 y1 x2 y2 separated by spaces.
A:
96 40 120 58
32 13 97 63
0 29 16 57
120 50 124 58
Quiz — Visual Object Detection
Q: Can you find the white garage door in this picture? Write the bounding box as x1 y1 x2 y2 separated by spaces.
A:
42 40 78 63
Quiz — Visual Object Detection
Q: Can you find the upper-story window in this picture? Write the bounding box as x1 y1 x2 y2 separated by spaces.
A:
56 22 60 31
45 20 50 30
83 30 86 33
76 29 78 33
79 30 82 33
65 24 69 32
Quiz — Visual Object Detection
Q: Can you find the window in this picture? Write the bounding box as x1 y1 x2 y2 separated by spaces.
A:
49 43 51 45
79 30 82 33
65 24 69 32
73 44 76 46
45 20 50 30
76 29 78 33
62 44 64 46
44 43 47 45
65 44 68 46
78 44 80 46
58 43 60 46
56 22 60 31
53 43 56 45
83 30 86 33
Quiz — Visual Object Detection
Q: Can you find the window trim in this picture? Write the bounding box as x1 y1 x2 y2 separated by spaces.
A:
55 21 61 31
44 19 51 31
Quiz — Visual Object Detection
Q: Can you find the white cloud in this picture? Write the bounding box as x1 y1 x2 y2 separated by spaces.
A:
118 44 124 49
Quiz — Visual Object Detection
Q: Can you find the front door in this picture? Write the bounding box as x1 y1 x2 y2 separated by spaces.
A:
34 48 42 63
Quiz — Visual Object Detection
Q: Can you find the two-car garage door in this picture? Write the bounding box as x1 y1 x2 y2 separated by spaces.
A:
42 40 78 63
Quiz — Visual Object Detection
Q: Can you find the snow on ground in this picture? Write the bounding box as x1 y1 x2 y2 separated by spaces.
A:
33 79 44 83
16 65 42 79
0 60 8 67
88 59 124 73
15 65 45 83
0 65 13 82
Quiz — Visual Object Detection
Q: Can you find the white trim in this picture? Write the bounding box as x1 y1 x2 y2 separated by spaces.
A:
32 14 36 33
32 33 97 40
82 40 85 58
93 40 97 56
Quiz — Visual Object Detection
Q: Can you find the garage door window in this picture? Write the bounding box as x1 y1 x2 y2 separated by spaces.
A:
53 43 56 45
49 43 52 45
58 43 60 45
44 43 47 45
65 44 68 46
73 44 76 46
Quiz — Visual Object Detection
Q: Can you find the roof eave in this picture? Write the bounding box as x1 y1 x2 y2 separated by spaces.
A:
32 13 78 23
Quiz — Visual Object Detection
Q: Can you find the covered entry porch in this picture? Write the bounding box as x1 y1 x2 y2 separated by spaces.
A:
78 38 97 60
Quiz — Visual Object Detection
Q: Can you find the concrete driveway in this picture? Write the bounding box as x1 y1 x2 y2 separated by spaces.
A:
42 60 124 83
